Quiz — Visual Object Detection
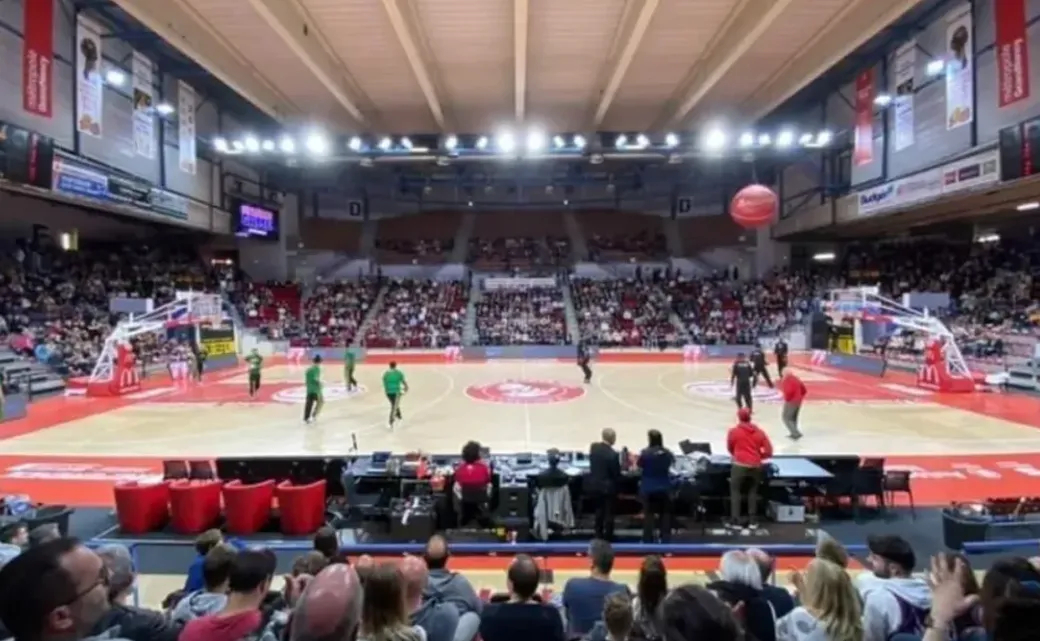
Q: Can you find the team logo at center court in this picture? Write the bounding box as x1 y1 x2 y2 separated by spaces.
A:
466 380 585 405
272 384 366 405
683 382 783 403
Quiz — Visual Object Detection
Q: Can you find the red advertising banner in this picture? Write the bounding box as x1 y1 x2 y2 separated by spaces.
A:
853 69 874 167
22 0 54 118
996 0 1031 108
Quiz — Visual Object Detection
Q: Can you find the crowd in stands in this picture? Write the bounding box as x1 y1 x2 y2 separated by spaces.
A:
0 525 1036 641
362 279 468 349
586 231 668 261
467 236 571 271
230 281 304 341
300 279 382 347
475 286 568 345
570 275 681 347
375 238 455 260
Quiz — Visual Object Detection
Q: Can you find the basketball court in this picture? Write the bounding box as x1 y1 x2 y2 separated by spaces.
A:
4 354 1040 506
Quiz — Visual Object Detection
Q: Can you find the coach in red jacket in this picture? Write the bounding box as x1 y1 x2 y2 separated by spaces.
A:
726 408 773 529
779 371 807 440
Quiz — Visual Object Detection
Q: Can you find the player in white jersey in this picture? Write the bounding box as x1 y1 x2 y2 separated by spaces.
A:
169 344 191 384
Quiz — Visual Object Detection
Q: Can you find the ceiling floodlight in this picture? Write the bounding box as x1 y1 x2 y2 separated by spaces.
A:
526 129 546 152
615 134 628 148
739 132 754 148
377 137 392 151
757 134 771 146
703 128 727 151
573 135 587 150
261 139 275 152
305 132 328 155
279 137 295 154
874 94 893 107
497 131 516 153
444 135 458 151
1017 201 1040 211
232 140 245 152
213 138 229 153
105 70 126 86
553 135 566 149
400 137 413 150
476 136 489 150
665 133 680 148
817 130 832 146
776 130 795 147
926 59 945 76
635 134 650 149
799 133 813 146
244 136 260 153
347 136 363 152
155 103 174 116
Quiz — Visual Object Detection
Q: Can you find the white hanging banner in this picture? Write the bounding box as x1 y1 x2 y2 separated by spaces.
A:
945 4 974 130
178 80 197 175
75 15 103 138
131 51 155 158
892 41 916 151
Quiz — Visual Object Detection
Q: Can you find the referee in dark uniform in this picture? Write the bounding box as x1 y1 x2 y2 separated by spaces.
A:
577 340 592 384
750 345 773 388
731 353 755 411
774 338 789 378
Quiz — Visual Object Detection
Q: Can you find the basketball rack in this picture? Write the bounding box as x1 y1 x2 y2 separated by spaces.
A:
87 292 223 385
821 286 971 378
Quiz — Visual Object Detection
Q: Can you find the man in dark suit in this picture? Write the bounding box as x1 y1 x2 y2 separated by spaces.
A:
586 428 621 541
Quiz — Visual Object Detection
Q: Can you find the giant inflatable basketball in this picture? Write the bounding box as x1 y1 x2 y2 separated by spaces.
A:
730 184 778 229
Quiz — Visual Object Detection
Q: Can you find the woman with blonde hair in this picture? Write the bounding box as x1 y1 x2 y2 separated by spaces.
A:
776 559 863 641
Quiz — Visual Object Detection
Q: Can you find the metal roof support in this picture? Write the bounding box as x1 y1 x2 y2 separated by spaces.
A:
514 0 529 123
381 0 447 131
589 0 659 129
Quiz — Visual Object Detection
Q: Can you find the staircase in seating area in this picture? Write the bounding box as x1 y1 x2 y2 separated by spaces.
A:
662 217 684 256
562 210 589 260
560 278 581 342
451 212 476 263
352 283 390 347
0 348 66 396
668 309 692 344
463 282 481 345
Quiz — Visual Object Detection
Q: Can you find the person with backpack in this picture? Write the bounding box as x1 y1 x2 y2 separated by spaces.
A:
856 535 932 641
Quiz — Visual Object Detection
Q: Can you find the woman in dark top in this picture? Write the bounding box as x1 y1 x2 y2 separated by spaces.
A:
454 440 492 526
638 430 674 543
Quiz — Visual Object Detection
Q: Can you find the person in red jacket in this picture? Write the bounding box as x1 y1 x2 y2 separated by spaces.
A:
726 408 773 530
779 371 807 440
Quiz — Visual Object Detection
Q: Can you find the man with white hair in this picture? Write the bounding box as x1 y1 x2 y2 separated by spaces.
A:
91 544 182 641
707 550 776 641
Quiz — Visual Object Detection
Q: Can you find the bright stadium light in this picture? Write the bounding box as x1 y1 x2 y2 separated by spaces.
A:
1017 201 1040 211
799 133 813 146
776 130 795 148
476 136 489 150
817 130 833 146
526 129 546 152
378 137 392 151
874 93 893 107
665 133 680 148
213 138 229 153
232 140 245 152
497 131 516 153
400 137 413 150
703 128 727 151
739 132 754 148
444 135 458 151
105 69 126 86
615 134 628 148
244 136 260 153
261 139 275 152
279 137 295 154
155 103 174 116
305 132 328 155
926 59 945 76
347 136 362 152
553 135 566 149
573 134 586 150
757 134 771 146
635 134 650 149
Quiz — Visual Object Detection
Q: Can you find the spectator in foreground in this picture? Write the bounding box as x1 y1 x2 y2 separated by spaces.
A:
357 563 426 641
289 563 363 641
171 543 237 624
927 554 1036 641
0 537 112 641
747 549 796 619
313 527 348 566
0 521 26 565
601 592 634 641
708 550 775 641
479 555 565 641
632 555 667 640
423 535 483 641
93 544 180 641
180 549 278 641
776 558 862 641
976 556 1040 640
563 539 629 636
660 585 743 641
29 523 61 548
184 529 225 592
401 555 459 641
856 535 931 641
814 536 849 568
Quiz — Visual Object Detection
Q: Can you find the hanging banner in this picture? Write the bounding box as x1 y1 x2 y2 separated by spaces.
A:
893 41 916 151
75 15 103 138
853 69 875 167
178 81 196 175
945 4 974 130
995 0 1030 108
22 0 54 118
51 158 108 200
131 51 155 158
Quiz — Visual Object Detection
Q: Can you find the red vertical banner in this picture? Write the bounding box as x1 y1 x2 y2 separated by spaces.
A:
853 69 875 167
996 0 1031 108
22 0 54 118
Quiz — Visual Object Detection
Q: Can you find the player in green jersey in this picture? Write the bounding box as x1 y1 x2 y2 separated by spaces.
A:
245 349 263 397
382 361 408 428
304 355 324 423
344 349 358 391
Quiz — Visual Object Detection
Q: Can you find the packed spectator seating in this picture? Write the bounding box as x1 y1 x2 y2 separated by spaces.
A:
570 276 681 347
230 281 303 340
468 212 570 271
374 211 462 264
475 286 568 345
301 278 382 346
362 279 467 348
577 211 668 261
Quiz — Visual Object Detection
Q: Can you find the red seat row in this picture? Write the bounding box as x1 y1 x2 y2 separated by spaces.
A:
113 479 327 536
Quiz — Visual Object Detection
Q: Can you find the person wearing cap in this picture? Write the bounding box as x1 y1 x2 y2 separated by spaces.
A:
857 534 931 641
725 408 773 530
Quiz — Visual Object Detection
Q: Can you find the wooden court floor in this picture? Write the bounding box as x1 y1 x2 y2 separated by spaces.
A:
3 359 1040 460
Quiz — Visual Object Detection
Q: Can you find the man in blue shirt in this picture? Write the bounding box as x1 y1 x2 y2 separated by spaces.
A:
638 429 675 543
562 539 629 636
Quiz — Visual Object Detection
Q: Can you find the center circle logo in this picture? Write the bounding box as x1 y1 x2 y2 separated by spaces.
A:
683 382 783 403
466 380 585 405
272 384 366 404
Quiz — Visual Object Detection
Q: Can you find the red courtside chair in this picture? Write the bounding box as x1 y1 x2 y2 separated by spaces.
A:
223 480 276 535
276 479 327 535
168 479 222 534
113 481 170 534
